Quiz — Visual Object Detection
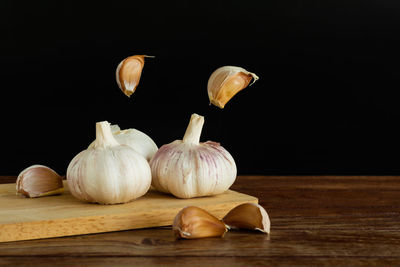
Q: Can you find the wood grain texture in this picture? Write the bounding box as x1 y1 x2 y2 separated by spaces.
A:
0 175 399 266
0 180 257 242
1 257 400 267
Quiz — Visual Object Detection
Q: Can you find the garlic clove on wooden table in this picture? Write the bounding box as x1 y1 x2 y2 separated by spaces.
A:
173 206 228 239
223 203 271 234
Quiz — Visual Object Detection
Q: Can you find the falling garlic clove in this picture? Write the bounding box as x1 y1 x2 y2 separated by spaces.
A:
222 203 270 234
207 66 259 109
173 206 228 239
116 55 154 97
16 165 64 198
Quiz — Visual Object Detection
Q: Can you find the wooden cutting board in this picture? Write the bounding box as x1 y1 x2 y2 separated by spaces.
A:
0 181 257 242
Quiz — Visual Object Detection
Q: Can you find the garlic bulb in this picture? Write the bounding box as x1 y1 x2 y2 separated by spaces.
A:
150 113 237 198
207 66 259 109
116 55 154 97
88 124 158 162
67 121 151 204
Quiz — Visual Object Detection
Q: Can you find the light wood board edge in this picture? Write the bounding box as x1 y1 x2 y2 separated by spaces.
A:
0 196 257 243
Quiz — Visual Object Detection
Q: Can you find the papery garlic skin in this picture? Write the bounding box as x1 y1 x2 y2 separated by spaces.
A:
88 125 158 162
67 121 151 204
150 114 237 198
207 66 259 109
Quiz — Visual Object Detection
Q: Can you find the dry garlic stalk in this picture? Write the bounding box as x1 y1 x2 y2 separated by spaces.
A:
173 206 227 239
150 113 237 198
88 124 158 162
116 55 154 97
67 121 151 204
207 66 259 108
16 165 64 198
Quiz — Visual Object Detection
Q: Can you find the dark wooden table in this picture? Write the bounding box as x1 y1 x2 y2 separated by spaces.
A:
0 175 399 266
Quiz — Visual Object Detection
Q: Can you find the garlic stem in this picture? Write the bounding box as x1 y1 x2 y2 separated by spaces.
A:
92 121 120 149
182 114 204 145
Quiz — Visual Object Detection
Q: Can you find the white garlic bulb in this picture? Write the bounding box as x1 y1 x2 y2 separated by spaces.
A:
207 66 259 109
150 113 237 199
67 121 151 204
88 124 158 162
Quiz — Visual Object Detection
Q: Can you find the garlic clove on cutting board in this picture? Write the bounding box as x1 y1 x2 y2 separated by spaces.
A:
16 165 64 198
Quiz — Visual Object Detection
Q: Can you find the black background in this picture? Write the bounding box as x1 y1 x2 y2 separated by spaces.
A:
1 0 400 175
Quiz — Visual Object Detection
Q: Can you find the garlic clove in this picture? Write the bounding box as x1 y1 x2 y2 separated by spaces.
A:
222 203 270 234
207 66 259 109
16 165 64 198
116 55 154 97
109 126 158 162
88 124 158 162
173 206 228 239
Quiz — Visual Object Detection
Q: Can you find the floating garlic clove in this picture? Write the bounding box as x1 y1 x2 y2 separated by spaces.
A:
16 165 64 198
150 113 237 198
88 124 158 162
207 66 259 109
173 206 227 239
222 203 270 234
67 121 152 204
116 55 154 97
